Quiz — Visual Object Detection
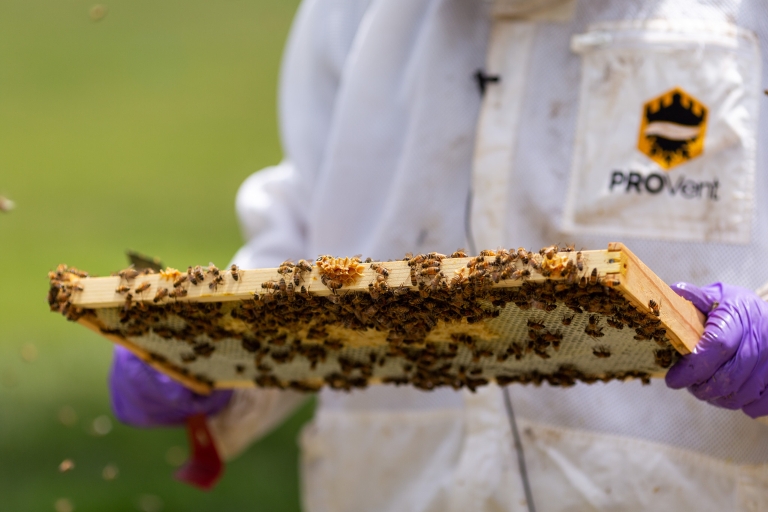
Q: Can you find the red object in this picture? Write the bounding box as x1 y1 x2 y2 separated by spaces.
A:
175 414 224 490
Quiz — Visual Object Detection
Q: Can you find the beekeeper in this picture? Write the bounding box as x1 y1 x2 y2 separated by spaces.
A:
110 0 768 510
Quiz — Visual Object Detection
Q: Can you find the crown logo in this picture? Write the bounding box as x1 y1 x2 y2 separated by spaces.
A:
637 87 707 171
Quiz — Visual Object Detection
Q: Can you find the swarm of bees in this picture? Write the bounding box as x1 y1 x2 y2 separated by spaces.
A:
49 246 681 392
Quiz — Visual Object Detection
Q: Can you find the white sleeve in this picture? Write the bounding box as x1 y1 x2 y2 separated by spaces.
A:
207 388 308 460
208 0 373 459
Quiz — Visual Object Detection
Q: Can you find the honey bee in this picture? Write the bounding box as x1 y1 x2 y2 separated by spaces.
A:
420 267 441 277
592 346 611 358
173 274 188 288
576 251 584 271
368 282 381 300
209 274 224 291
207 263 220 277
371 263 389 277
450 249 468 258
168 288 188 299
118 267 140 281
153 288 169 303
541 331 563 343
277 260 294 275
589 267 598 286
193 265 205 284
654 348 673 368
585 315 604 338
511 269 530 281
527 319 546 330
297 259 313 272
115 285 131 294
187 266 198 285
230 264 241 281
562 314 575 326
606 317 624 330
286 281 295 301
321 275 343 293
134 281 151 294
122 293 133 313
262 280 279 290
564 244 576 252
541 245 559 259
649 299 660 317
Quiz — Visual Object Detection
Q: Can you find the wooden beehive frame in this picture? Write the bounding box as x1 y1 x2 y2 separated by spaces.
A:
52 243 704 394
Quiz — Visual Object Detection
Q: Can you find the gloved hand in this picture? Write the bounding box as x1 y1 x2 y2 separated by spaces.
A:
109 345 233 426
666 282 768 419
110 346 234 490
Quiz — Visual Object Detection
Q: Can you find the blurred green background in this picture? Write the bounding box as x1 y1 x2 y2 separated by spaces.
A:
0 1 312 510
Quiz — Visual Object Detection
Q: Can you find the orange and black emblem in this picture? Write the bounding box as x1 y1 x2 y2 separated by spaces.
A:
637 87 707 170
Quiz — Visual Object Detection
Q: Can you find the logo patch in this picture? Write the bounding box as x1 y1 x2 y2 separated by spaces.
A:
637 87 707 170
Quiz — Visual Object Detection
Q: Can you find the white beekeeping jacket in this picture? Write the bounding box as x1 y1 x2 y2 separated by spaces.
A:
207 0 768 510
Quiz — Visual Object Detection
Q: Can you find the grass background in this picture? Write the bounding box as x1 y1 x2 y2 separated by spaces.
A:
0 1 312 510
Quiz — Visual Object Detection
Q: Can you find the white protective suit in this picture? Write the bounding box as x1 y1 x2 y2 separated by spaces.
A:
207 0 768 510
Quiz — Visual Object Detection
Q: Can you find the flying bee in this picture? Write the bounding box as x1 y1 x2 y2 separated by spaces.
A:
562 314 575 326
134 281 151 294
153 288 169 303
649 299 661 317
371 263 389 277
230 264 241 281
115 285 131 294
592 346 611 358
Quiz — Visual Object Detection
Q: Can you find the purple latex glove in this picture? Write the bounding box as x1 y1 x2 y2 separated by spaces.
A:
110 346 233 427
666 282 768 419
